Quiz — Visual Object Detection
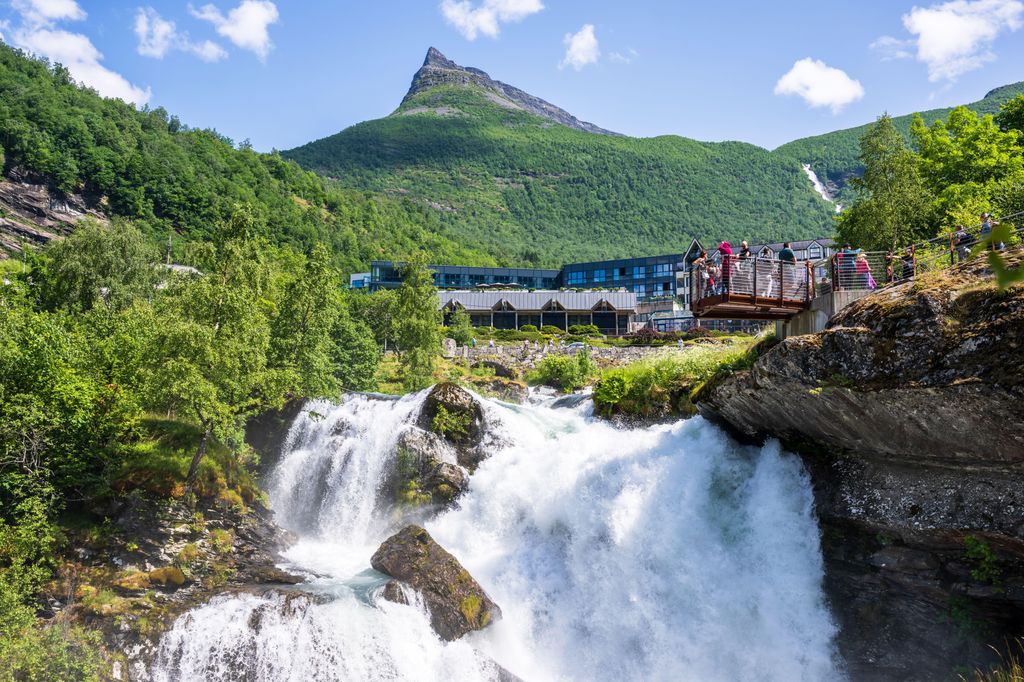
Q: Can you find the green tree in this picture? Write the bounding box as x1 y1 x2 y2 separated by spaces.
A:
995 94 1024 140
394 257 442 391
445 307 474 347
269 243 342 400
145 209 289 495
911 106 1024 221
330 308 381 392
34 220 158 312
836 115 935 250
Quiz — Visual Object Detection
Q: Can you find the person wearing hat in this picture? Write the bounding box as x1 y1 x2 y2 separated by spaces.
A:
980 212 1004 251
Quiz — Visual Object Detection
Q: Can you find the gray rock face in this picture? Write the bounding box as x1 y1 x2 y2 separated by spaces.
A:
0 178 107 255
403 48 620 136
371 525 501 641
695 249 1024 680
392 427 469 507
417 382 492 471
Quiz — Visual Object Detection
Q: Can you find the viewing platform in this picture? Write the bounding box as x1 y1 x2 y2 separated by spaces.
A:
689 257 816 320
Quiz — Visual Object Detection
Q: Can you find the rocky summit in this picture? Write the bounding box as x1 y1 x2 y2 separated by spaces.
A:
401 47 620 136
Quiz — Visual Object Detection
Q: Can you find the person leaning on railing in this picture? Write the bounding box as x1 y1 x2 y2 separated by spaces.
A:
981 213 1004 251
953 225 972 263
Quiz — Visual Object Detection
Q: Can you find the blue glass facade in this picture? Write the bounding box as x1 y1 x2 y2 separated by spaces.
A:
560 254 682 301
370 262 560 291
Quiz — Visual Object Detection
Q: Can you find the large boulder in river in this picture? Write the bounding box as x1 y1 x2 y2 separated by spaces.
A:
392 428 469 507
417 383 490 470
694 249 1024 680
371 525 501 641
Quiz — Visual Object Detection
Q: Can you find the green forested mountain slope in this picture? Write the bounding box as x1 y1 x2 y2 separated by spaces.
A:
285 52 836 266
0 43 494 273
775 81 1024 200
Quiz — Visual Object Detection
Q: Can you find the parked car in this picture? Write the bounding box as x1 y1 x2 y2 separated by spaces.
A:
566 342 587 350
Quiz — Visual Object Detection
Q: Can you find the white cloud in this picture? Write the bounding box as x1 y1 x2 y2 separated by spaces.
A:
14 27 151 104
774 58 865 114
440 0 543 40
11 0 85 26
900 0 1024 82
869 35 914 60
560 23 599 71
190 0 279 60
134 7 227 62
609 48 638 64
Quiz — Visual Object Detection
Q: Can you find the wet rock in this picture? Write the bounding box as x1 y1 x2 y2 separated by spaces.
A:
392 427 470 507
471 360 517 379
695 249 1024 679
417 382 491 470
466 375 529 404
371 525 501 641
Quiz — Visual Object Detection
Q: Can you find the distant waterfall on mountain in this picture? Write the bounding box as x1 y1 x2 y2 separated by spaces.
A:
150 391 843 682
802 163 842 213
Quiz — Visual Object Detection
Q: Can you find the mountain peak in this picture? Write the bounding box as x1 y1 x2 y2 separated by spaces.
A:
403 48 620 136
423 47 456 69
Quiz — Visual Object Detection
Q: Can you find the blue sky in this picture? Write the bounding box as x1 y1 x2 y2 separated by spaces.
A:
2 0 1023 151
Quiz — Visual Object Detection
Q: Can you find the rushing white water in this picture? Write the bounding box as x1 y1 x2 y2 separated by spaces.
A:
802 163 842 213
151 390 843 682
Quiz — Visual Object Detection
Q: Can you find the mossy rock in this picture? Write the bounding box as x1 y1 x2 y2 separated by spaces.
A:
371 525 501 641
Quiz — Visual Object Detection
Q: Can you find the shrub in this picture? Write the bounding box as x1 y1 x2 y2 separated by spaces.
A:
527 350 595 392
431 405 471 439
446 308 474 346
519 324 539 333
209 529 234 555
568 324 602 337
540 325 564 336
630 327 662 346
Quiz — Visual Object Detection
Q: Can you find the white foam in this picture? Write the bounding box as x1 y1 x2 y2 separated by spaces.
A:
150 391 843 682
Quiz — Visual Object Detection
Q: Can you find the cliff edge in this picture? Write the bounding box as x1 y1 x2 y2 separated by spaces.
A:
695 248 1024 680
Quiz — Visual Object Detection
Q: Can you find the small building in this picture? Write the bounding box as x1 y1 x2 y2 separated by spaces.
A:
746 239 836 262
349 272 371 289
439 290 637 335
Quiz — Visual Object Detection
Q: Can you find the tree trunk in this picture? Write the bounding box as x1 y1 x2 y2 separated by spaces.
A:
184 425 212 498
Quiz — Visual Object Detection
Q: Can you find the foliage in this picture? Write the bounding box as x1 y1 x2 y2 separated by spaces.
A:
540 325 564 336
285 85 836 266
518 324 538 333
964 535 1002 585
431 405 470 439
961 639 1024 681
394 257 443 391
593 340 758 418
996 95 1024 141
835 115 935 251
567 324 602 337
527 350 595 393
445 308 474 347
776 81 1024 201
0 43 490 273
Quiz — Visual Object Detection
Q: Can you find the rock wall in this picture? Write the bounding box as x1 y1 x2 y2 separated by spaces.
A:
695 249 1024 680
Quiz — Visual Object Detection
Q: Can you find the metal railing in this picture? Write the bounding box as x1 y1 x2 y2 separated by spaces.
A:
820 217 1022 294
690 256 815 307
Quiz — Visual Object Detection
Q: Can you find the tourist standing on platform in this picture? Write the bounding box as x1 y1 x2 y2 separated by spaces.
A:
718 241 733 294
981 213 1004 250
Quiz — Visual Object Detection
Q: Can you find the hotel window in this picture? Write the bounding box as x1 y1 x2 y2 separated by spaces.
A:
567 271 585 286
593 269 606 283
634 284 647 297
633 266 646 278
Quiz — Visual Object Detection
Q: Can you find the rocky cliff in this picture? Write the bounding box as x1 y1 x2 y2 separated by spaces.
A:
401 47 619 136
0 174 106 257
695 249 1024 680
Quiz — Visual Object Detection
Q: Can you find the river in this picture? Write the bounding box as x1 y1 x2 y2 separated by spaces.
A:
150 389 843 681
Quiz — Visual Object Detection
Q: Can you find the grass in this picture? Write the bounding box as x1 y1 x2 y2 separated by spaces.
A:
961 640 1024 681
115 416 263 507
594 333 774 419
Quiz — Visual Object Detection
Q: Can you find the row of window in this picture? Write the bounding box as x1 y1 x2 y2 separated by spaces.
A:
566 264 676 286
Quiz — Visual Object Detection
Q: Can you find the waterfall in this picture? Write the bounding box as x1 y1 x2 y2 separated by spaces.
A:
150 391 843 682
802 163 842 213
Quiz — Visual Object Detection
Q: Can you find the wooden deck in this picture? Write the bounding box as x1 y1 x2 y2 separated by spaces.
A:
690 292 811 320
